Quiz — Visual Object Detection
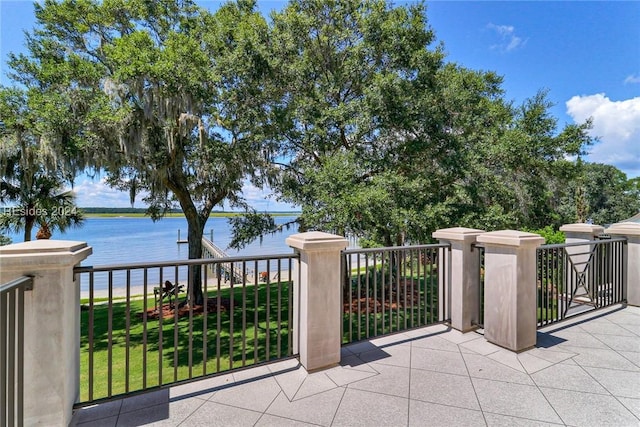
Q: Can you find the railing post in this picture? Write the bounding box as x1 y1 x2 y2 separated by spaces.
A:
477 230 545 352
0 240 92 426
605 222 640 306
286 231 348 371
432 227 485 332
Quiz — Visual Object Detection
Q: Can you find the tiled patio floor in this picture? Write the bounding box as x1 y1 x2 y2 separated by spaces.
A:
73 304 640 426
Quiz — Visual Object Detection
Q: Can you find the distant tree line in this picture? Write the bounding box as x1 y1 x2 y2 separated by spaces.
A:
1 0 638 295
81 207 182 214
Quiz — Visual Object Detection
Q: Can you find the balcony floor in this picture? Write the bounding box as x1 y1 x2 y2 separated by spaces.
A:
73 304 640 426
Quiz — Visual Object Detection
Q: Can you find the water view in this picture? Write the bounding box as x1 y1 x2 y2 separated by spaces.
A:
3 215 299 292
4 215 298 264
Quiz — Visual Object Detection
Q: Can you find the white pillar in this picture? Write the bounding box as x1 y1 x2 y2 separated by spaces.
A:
605 222 640 306
286 232 348 371
0 240 92 426
432 227 485 332
476 230 544 352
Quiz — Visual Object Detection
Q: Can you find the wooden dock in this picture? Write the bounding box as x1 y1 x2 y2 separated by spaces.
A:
177 229 214 244
201 237 248 283
177 229 188 244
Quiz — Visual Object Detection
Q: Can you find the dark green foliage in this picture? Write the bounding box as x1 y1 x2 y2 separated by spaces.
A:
0 87 85 241
581 163 640 225
5 0 275 301
230 1 605 246
3 0 636 251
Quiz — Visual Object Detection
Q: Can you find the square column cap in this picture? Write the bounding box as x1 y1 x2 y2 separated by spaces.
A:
0 240 92 271
0 240 88 255
286 231 348 251
605 221 640 237
477 230 545 247
432 227 485 242
559 223 605 235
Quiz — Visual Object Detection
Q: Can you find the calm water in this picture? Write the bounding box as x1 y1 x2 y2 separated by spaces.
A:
3 216 299 292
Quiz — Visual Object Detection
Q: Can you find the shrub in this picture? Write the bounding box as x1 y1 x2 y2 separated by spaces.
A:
524 226 565 244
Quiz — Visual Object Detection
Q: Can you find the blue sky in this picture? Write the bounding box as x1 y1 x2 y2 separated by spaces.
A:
1 0 639 209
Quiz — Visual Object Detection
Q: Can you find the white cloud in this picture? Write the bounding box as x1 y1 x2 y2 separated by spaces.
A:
624 74 640 84
566 94 640 178
68 176 299 211
65 176 142 208
487 23 526 52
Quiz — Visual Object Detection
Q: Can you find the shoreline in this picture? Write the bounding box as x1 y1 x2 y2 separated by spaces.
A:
80 270 292 300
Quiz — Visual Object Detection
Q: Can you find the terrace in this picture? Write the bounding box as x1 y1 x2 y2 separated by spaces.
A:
1 222 639 426
72 304 640 426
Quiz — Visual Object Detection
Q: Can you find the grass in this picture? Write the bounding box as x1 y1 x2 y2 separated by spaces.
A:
537 306 560 324
80 266 441 403
81 296 129 304
80 281 292 403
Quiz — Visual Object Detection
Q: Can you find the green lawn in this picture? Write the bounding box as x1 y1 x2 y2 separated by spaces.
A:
80 282 292 403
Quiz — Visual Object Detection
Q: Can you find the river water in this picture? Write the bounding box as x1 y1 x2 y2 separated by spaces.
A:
3 216 300 293
4 216 299 264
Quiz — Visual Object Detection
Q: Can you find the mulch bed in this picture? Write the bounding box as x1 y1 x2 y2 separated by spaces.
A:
343 280 423 313
140 297 238 320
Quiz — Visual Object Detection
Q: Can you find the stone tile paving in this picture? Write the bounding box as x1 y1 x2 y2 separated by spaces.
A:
73 304 640 427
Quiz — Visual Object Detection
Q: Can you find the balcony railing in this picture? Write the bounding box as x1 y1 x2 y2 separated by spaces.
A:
73 253 298 406
341 244 450 344
1 275 33 427
537 237 627 327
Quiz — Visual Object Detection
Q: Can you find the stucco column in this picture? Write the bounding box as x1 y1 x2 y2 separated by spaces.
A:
605 222 640 306
286 232 348 371
476 230 545 352
0 240 92 426
560 223 605 264
560 223 605 243
432 227 485 332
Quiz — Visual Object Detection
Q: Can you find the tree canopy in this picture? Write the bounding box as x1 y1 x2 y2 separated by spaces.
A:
0 86 84 241
1 0 636 256
229 0 614 247
573 163 639 225
3 0 272 303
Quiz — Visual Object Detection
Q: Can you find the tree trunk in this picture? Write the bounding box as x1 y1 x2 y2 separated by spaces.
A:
165 158 209 306
184 211 205 306
24 216 35 242
383 232 393 248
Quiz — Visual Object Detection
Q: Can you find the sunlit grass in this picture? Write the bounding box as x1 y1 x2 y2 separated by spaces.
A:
80 282 291 402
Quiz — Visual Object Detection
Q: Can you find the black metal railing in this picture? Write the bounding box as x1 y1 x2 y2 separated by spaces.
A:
341 244 450 344
73 253 298 406
471 243 485 328
1 275 33 427
537 237 626 327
